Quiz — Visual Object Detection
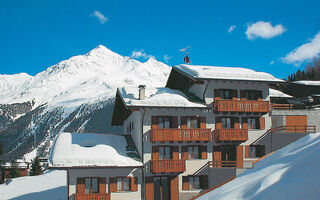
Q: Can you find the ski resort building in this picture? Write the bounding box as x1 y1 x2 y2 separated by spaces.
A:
49 64 318 200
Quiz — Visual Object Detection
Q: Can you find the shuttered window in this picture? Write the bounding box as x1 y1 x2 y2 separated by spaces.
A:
183 145 207 160
219 89 237 100
183 175 208 190
83 178 99 194
117 177 130 191
247 117 260 129
240 90 262 100
189 176 200 189
159 146 171 160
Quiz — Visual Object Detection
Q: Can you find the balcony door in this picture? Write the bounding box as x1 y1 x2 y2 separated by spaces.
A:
159 117 170 128
159 146 172 160
154 177 171 200
187 117 200 128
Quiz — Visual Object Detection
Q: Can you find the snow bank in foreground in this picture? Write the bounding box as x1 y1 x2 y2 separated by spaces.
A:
0 170 66 200
198 133 320 200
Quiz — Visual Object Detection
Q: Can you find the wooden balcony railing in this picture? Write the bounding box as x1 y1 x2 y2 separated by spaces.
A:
74 193 110 200
150 128 212 142
271 103 294 109
151 160 186 173
214 129 248 142
208 160 237 168
214 99 269 113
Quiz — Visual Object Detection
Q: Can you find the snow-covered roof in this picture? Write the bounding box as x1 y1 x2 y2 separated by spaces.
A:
1 162 28 169
118 87 207 108
49 132 142 168
293 80 320 86
269 88 293 98
175 64 284 82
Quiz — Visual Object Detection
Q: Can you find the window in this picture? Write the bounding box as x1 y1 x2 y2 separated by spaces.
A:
189 176 200 189
188 146 200 159
187 117 200 128
158 117 170 128
220 89 237 100
221 117 233 129
241 90 262 100
247 117 260 129
183 176 208 190
85 178 99 194
117 177 130 191
159 146 171 160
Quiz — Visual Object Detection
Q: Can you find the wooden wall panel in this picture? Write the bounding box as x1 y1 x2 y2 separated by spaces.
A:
245 146 249 158
201 145 207 159
152 146 159 160
131 177 138 192
145 177 154 200
236 146 243 168
99 177 106 194
171 176 179 200
180 117 187 129
200 117 206 129
260 117 265 130
182 176 189 190
152 116 159 129
76 178 85 194
172 146 179 160
109 177 117 192
286 115 308 132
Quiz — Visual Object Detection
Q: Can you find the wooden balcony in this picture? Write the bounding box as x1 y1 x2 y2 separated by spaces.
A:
150 160 186 173
214 129 248 142
150 128 212 142
208 160 237 168
74 193 110 200
214 99 269 113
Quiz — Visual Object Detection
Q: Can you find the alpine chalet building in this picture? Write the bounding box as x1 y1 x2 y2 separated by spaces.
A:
50 64 318 200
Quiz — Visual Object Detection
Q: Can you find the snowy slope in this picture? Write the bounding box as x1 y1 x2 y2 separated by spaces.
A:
198 133 320 200
0 170 66 200
0 45 171 159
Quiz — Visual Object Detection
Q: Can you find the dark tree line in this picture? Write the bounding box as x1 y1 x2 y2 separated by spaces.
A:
286 57 320 81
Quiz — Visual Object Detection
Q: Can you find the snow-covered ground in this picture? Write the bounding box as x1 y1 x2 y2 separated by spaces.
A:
0 170 66 200
198 133 320 200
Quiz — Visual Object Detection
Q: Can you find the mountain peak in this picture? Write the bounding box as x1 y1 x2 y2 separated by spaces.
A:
87 45 122 58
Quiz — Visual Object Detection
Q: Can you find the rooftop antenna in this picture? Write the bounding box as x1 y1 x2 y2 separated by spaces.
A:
184 52 191 64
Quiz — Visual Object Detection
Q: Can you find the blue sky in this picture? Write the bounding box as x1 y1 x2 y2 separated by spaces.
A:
1 0 319 79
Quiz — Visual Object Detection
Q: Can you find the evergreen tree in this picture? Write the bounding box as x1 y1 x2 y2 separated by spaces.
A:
30 157 43 176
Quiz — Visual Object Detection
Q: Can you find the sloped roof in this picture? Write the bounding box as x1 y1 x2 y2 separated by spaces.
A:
174 64 284 83
49 132 142 168
269 88 293 98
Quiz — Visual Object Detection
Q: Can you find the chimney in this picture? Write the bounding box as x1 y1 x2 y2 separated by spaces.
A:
138 85 146 100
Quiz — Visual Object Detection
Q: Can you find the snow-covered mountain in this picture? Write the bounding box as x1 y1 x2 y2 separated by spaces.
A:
0 45 171 160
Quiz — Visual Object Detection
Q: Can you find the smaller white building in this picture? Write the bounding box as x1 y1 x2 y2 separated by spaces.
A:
49 132 143 200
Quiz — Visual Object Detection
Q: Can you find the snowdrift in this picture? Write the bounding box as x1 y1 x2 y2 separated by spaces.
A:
198 133 320 200
0 170 66 200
